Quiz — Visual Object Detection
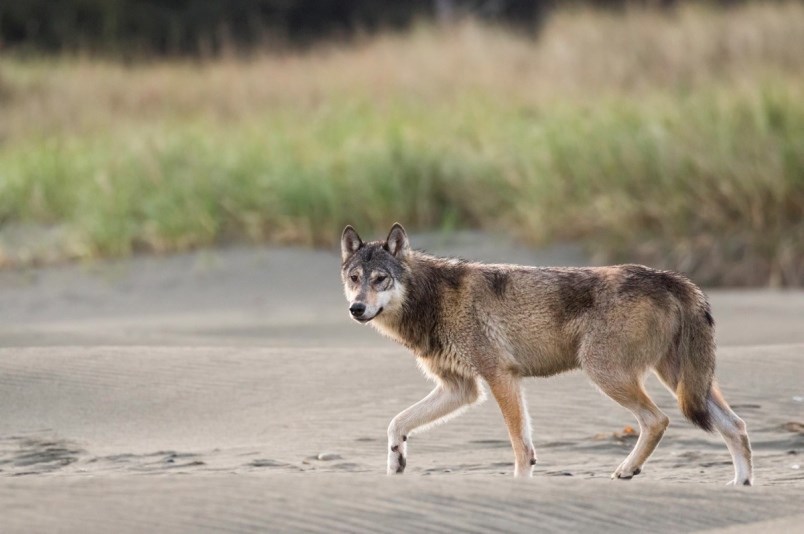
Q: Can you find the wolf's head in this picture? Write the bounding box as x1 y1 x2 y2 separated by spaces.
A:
340 223 409 324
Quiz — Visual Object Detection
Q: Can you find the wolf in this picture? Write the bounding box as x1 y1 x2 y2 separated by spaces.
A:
340 223 753 485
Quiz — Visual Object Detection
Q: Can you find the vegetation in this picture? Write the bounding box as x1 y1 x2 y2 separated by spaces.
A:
0 0 435 55
0 2 802 285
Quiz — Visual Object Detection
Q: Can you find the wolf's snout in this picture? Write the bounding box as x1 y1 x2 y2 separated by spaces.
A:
350 303 366 317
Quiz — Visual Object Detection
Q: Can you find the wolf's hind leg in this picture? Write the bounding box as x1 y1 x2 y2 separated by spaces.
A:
585 367 669 479
708 384 753 486
486 374 536 478
655 369 753 486
387 377 481 475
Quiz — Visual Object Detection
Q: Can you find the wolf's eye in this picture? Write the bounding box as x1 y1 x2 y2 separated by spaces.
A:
375 275 387 284
350 274 359 283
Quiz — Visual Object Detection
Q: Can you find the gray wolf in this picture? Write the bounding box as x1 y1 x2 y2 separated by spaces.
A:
340 223 753 485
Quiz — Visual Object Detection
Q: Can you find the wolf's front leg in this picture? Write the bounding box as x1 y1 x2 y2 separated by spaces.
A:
487 373 536 477
387 378 481 474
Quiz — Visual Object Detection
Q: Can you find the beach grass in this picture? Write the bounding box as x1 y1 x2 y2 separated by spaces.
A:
0 2 802 285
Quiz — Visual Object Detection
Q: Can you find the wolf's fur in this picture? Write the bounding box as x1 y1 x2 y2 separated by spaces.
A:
341 223 753 485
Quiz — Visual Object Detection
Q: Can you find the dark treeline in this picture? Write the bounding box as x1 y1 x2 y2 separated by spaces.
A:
0 0 747 56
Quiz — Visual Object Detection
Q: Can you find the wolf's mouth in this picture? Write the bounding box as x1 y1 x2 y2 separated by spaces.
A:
356 307 383 323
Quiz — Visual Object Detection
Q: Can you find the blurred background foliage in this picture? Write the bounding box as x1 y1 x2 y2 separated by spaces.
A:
0 1 802 286
0 1 762 55
3 1 616 55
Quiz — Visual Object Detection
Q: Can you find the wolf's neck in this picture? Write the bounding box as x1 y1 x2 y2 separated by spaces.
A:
386 253 465 357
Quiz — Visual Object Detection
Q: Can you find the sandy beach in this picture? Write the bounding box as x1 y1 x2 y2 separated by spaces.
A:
1 234 802 532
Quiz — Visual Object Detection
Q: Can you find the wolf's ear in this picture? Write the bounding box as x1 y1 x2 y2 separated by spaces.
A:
385 223 409 258
341 225 363 262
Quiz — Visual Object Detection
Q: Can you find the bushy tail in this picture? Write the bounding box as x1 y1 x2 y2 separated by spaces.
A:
675 302 716 432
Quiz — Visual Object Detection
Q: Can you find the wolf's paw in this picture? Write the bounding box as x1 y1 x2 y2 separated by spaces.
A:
726 478 752 487
611 464 642 480
387 441 407 475
514 446 537 477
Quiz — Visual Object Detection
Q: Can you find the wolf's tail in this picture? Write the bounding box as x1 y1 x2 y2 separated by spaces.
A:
674 297 716 432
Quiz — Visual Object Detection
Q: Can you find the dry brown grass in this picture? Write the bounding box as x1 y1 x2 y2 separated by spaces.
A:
2 2 802 141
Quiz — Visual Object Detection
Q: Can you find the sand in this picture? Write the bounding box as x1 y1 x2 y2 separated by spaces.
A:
1 233 802 532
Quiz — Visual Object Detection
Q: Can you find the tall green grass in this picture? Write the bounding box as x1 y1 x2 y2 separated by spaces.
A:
0 3 802 285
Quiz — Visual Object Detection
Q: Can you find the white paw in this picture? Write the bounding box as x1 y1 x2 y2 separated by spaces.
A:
514 447 537 477
726 478 753 487
514 466 534 478
387 438 407 475
611 463 642 480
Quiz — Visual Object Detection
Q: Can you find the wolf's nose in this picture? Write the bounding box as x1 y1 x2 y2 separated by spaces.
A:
350 303 366 317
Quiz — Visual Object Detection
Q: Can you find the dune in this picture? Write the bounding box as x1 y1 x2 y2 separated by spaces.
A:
0 237 802 532
2 475 804 533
